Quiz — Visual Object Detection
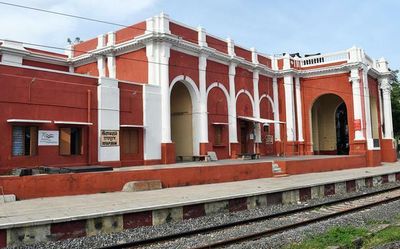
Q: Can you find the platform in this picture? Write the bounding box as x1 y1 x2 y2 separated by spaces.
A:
0 162 399 247
0 155 367 200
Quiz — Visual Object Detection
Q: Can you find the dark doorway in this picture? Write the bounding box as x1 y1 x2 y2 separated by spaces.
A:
240 121 249 153
335 102 349 155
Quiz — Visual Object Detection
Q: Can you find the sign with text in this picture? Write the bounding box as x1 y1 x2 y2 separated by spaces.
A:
100 130 119 147
265 135 274 144
38 130 59 146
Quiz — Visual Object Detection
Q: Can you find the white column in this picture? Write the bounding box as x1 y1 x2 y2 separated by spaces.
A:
228 63 238 143
97 56 106 77
381 78 394 139
284 75 296 141
295 77 304 142
272 77 281 141
350 69 365 140
160 42 172 143
199 54 208 144
361 68 373 149
97 77 120 162
253 70 261 143
107 54 116 79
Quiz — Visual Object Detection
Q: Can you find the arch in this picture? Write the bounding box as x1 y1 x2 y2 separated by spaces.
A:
170 75 200 104
235 89 255 115
170 75 200 158
259 93 275 112
311 93 349 155
206 82 231 113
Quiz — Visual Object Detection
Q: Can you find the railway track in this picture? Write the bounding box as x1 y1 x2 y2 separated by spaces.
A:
100 185 400 249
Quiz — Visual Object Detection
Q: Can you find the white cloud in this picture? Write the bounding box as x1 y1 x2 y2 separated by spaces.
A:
0 0 158 50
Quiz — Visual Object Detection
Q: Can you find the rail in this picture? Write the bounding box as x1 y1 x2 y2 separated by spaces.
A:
100 184 400 249
299 50 349 68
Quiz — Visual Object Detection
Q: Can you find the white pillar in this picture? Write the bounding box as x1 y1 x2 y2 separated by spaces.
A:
160 42 172 143
378 85 384 137
381 78 394 139
272 77 281 141
107 54 116 79
97 77 120 162
361 68 373 149
284 75 296 141
228 63 238 143
350 69 365 140
253 70 261 143
199 54 208 144
97 56 106 77
295 77 304 142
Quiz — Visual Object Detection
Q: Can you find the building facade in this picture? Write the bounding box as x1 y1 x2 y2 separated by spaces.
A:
0 13 396 174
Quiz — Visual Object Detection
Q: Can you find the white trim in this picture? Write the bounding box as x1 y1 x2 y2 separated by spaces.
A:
235 89 255 114
212 122 229 125
7 119 52 124
238 116 285 124
259 93 275 110
120 124 145 128
54 121 93 126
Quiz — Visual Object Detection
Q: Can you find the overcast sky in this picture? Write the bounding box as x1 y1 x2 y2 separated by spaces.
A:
1 0 399 69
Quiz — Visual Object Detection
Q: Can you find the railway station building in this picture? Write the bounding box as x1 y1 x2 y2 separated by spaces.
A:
0 13 397 174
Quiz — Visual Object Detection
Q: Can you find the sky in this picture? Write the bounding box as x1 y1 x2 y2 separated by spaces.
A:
1 0 399 68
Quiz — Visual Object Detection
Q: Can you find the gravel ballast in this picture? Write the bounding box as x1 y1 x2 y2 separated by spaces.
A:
7 182 400 249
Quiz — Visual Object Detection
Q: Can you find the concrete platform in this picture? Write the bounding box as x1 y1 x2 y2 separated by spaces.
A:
0 162 399 247
0 155 366 200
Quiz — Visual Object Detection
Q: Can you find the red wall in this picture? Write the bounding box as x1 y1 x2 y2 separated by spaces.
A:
235 67 253 95
116 48 148 83
170 22 198 44
169 49 199 86
206 36 228 54
22 59 69 72
0 65 98 174
73 38 97 57
258 55 272 68
115 22 146 44
234 46 252 62
207 87 229 159
75 62 98 77
206 60 229 90
302 73 355 154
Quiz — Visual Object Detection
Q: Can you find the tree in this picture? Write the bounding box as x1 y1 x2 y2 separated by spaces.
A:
391 70 400 137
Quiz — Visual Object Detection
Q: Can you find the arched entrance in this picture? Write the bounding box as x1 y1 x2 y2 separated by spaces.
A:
311 94 349 155
170 81 193 160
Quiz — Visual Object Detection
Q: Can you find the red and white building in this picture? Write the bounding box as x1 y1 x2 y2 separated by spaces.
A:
0 13 396 174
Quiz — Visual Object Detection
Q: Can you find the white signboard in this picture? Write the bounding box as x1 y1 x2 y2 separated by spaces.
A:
38 130 59 146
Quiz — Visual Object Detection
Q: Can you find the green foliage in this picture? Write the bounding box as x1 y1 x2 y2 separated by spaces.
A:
364 226 400 248
391 70 400 137
285 226 368 249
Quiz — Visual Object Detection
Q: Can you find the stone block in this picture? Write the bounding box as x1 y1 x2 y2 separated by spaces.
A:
152 207 183 226
282 190 299 204
247 195 267 209
122 180 162 192
388 174 396 183
311 185 325 199
373 176 383 186
7 225 51 246
204 201 229 216
335 182 346 195
86 215 123 236
356 179 366 191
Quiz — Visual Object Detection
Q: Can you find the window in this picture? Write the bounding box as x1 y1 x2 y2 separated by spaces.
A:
12 126 38 156
121 128 139 154
60 127 82 155
214 125 223 145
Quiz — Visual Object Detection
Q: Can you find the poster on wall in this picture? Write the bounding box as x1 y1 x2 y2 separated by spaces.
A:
38 130 59 146
100 130 119 147
265 135 274 144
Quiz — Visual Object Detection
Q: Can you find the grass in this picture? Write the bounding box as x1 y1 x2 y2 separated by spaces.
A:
285 226 368 249
285 224 400 249
363 226 400 248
